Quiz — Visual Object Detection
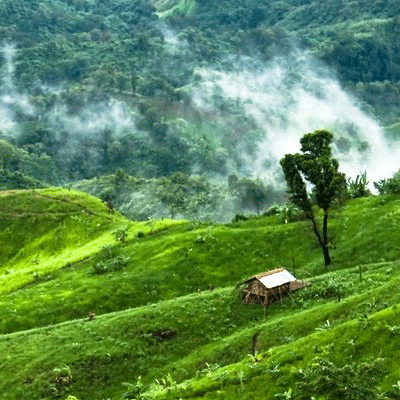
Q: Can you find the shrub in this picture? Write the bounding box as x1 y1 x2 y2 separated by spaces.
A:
47 365 73 398
136 230 145 239
300 276 351 301
374 169 400 194
93 255 129 274
53 365 72 387
92 245 130 274
294 357 385 400
347 172 371 198
114 227 129 243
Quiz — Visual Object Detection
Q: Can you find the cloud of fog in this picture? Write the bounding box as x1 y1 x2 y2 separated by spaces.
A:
2 43 15 91
190 51 400 186
0 44 35 134
156 22 188 54
48 98 136 138
46 98 141 178
0 45 33 134
0 42 141 176
0 43 138 137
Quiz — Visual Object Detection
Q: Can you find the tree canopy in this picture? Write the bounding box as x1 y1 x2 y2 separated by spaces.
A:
280 129 346 266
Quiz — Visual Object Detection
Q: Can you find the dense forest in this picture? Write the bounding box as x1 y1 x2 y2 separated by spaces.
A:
0 0 400 220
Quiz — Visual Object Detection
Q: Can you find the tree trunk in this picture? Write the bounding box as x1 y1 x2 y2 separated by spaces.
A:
322 243 331 267
322 211 331 267
309 213 324 249
309 212 331 267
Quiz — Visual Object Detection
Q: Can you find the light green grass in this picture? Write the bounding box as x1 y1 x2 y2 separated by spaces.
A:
0 188 126 295
2 189 400 399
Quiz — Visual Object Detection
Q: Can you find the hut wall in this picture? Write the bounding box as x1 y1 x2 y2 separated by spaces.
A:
244 280 291 306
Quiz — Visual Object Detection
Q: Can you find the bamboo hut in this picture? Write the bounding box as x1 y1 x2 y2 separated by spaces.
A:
243 267 309 306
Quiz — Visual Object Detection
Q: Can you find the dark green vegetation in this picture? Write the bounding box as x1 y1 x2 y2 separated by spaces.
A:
0 0 400 195
72 171 284 222
280 130 346 266
2 189 400 399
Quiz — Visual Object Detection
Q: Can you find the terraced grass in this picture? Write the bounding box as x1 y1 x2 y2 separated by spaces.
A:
2 189 400 399
141 265 400 399
1 260 399 400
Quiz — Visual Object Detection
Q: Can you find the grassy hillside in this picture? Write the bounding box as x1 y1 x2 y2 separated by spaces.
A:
2 189 400 399
0 188 125 294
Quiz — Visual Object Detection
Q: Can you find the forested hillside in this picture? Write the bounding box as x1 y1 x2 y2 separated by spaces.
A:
0 0 400 205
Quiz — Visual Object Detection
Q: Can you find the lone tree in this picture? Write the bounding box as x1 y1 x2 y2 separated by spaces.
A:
280 130 346 267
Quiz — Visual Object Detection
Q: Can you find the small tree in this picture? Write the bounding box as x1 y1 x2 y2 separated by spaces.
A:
237 178 270 215
280 130 346 267
158 172 188 219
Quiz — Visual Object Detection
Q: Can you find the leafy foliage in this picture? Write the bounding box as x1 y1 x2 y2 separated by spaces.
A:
374 169 400 195
295 357 385 400
0 139 14 170
280 130 346 266
347 171 371 199
92 245 130 274
0 0 397 187
2 1 400 398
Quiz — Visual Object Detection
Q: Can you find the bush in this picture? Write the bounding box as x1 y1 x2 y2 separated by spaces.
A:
263 204 306 223
374 169 400 194
93 255 129 274
47 365 73 398
294 357 385 400
92 246 130 274
300 276 352 301
347 172 371 198
114 227 129 243
135 230 145 239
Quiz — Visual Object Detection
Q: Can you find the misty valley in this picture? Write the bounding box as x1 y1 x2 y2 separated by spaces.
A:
2 0 400 399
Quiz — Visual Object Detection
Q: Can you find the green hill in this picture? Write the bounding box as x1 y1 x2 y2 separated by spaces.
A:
2 189 400 399
1 2 400 397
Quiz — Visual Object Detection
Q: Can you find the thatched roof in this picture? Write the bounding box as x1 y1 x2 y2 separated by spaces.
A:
244 267 296 289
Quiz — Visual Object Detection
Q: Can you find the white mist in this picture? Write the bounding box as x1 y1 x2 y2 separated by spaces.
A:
191 51 400 186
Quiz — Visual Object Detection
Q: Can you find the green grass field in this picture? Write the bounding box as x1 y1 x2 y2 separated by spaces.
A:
1 188 400 399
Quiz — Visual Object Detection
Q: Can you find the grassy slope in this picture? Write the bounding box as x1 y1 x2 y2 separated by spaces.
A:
0 188 126 294
1 190 400 398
